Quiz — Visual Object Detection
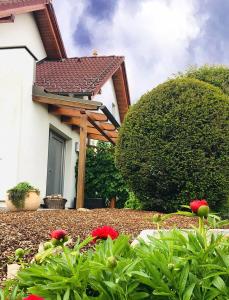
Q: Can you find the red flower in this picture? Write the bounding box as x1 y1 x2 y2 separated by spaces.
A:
50 229 67 240
190 199 208 213
91 226 119 242
23 295 44 300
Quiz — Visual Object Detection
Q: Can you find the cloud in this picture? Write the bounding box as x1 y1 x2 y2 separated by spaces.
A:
53 0 229 102
189 0 229 64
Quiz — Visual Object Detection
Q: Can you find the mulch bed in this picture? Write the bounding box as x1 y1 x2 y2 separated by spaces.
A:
0 208 199 281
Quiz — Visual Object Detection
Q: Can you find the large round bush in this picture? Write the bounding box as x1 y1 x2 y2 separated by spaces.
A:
182 65 229 95
116 78 229 212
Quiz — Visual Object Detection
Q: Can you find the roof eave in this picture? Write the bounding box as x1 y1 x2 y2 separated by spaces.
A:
46 3 67 58
0 3 47 18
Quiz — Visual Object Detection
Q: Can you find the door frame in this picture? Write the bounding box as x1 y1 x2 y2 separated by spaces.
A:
46 129 66 196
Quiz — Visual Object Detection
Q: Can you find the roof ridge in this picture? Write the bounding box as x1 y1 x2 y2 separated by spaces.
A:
67 55 124 60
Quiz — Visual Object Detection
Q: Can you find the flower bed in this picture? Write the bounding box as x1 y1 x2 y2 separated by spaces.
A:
0 209 200 281
1 202 229 299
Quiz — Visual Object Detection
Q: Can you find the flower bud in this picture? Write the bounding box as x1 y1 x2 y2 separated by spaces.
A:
152 214 162 223
197 205 209 218
43 241 53 250
168 263 175 270
107 256 117 268
15 248 25 258
51 238 59 246
34 253 43 263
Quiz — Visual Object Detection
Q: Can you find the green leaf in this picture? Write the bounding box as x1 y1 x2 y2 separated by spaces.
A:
73 291 82 300
183 283 196 300
63 287 70 300
178 263 189 295
129 292 149 299
212 276 227 294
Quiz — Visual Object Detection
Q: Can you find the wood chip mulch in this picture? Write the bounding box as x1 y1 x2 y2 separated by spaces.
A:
0 208 199 282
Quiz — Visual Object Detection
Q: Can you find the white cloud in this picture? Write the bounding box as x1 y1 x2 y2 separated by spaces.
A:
53 0 204 101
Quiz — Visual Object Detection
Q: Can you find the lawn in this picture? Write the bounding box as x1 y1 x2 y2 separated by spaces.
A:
0 208 198 281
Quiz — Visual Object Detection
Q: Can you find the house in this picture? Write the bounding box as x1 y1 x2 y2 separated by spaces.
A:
0 0 130 208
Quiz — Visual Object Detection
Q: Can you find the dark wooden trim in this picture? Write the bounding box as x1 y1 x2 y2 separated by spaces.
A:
0 46 38 60
0 3 46 18
0 14 15 23
87 115 115 145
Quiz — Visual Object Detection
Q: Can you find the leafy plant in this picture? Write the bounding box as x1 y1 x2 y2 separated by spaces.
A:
116 75 229 212
2 212 229 299
76 142 128 207
124 192 142 210
7 182 40 209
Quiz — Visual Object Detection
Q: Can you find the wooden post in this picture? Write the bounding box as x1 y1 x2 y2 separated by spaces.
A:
76 112 87 208
110 197 116 208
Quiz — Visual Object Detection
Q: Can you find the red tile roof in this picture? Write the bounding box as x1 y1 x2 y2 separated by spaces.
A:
36 56 125 95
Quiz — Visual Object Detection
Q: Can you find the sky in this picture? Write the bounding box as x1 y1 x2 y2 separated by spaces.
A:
53 0 229 102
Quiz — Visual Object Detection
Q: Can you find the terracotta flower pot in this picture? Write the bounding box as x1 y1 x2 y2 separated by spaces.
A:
5 190 40 211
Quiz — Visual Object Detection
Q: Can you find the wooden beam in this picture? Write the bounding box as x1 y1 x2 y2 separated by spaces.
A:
87 115 115 145
61 116 94 128
97 122 116 131
86 127 101 135
76 112 88 209
88 133 116 143
104 130 118 138
33 95 98 110
33 86 102 110
49 106 108 122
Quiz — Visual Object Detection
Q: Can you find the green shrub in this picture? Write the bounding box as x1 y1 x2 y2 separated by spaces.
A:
178 64 229 95
76 142 128 207
116 77 229 212
124 192 142 210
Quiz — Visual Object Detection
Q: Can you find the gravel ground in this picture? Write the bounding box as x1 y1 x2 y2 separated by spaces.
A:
0 208 202 281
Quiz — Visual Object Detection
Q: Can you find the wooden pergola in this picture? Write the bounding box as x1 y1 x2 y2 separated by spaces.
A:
33 86 119 208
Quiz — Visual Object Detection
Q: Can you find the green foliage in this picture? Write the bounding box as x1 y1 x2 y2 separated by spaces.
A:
2 222 229 299
76 142 128 206
124 192 143 210
178 64 229 96
135 229 229 300
7 182 40 209
116 77 229 212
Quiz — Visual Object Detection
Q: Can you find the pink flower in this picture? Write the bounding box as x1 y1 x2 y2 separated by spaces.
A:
23 295 44 300
190 199 208 214
91 226 119 242
50 229 67 240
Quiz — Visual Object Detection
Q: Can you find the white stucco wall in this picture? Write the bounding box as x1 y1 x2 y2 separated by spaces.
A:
0 13 46 60
0 53 78 207
93 78 121 124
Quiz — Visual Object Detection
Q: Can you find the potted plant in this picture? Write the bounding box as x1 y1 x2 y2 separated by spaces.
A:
43 194 67 209
5 182 40 211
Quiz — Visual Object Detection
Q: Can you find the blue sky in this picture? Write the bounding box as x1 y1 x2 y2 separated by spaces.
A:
54 0 229 102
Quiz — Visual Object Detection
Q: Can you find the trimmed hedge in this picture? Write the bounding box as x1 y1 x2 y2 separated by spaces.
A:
116 77 229 212
180 65 229 96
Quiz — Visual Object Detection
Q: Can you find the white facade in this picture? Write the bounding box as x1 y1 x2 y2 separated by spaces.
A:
0 12 119 208
0 13 78 207
93 78 121 124
0 13 46 60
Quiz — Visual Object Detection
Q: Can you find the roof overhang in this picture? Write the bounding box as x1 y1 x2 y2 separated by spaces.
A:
0 1 67 59
33 85 119 145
